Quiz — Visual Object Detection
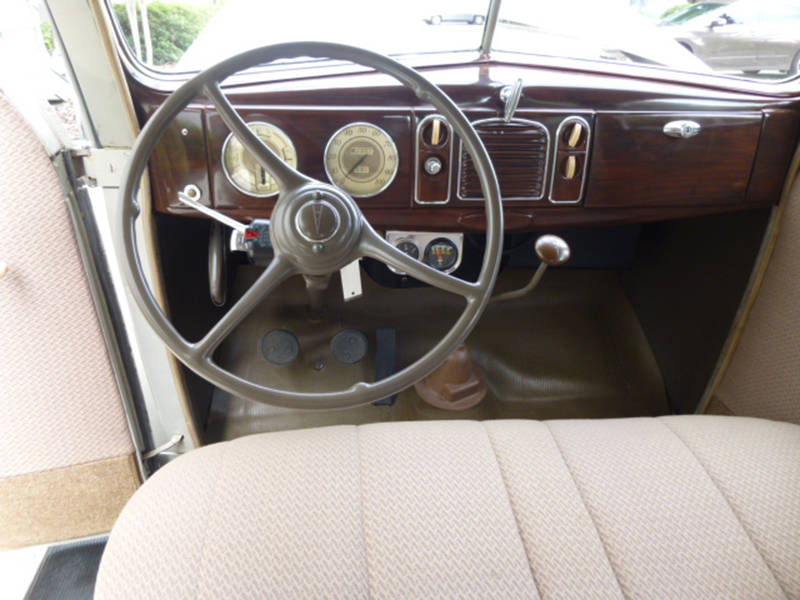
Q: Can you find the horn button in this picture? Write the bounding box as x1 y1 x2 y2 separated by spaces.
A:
295 199 341 243
271 186 362 275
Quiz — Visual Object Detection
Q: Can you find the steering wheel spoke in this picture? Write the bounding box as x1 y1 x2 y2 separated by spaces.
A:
359 226 477 300
191 254 296 359
204 82 313 193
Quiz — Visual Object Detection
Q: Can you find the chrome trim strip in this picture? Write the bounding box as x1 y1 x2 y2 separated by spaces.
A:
414 114 454 205
549 116 592 205
457 117 550 202
323 121 399 198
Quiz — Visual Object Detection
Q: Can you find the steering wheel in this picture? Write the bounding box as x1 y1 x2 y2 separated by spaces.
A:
120 42 503 409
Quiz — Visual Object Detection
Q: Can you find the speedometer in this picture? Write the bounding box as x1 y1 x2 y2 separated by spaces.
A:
324 123 399 197
222 122 297 197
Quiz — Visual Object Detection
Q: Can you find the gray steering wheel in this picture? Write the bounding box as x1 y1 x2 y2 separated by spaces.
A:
120 42 503 409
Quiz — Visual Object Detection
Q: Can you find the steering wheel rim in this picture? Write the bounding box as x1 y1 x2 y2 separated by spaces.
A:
120 42 503 410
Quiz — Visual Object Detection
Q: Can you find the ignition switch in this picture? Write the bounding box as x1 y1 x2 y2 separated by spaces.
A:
242 219 274 267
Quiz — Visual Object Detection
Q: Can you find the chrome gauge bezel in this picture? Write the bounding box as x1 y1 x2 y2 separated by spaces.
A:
386 237 422 275
424 237 460 273
221 121 297 198
548 116 592 205
385 231 464 275
414 114 454 205
324 122 399 198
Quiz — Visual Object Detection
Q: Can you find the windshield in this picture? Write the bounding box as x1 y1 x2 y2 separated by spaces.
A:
111 0 800 83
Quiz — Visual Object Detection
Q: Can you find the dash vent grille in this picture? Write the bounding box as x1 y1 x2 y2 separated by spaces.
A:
459 119 549 200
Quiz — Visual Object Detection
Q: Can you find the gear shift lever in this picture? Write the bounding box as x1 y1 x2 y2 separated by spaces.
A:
534 234 571 266
488 234 571 305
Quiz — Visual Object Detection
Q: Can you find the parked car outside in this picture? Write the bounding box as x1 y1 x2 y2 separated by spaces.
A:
425 13 486 25
670 0 800 74
659 2 729 26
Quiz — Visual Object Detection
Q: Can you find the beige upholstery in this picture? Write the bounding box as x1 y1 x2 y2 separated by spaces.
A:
0 93 133 477
0 93 138 548
715 175 800 424
96 416 800 599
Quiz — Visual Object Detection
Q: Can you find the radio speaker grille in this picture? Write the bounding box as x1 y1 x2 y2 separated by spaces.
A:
459 119 548 200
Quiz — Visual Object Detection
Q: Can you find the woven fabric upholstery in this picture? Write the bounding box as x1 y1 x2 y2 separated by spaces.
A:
96 416 800 600
716 177 800 424
0 93 132 478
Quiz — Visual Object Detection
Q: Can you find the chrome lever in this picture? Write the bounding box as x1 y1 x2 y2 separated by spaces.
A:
488 235 571 306
177 185 248 234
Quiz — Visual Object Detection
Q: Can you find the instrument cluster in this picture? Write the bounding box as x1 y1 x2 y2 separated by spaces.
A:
221 120 399 199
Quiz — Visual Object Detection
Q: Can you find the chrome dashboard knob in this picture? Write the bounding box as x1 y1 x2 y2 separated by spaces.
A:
424 156 443 175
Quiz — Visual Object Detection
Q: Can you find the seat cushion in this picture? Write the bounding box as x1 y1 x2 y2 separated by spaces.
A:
95 416 800 599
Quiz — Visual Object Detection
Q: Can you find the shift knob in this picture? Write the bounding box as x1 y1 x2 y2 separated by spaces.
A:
535 235 571 266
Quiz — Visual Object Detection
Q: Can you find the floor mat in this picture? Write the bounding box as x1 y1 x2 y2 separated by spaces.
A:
24 537 107 600
206 268 669 442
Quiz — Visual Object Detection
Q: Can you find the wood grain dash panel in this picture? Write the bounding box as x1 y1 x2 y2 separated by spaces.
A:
586 113 762 208
745 109 800 204
151 107 211 215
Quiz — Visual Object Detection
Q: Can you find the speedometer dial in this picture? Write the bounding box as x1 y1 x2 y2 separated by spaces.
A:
222 122 297 197
324 123 399 197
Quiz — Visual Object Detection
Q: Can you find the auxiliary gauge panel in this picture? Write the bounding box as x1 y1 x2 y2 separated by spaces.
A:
385 231 464 275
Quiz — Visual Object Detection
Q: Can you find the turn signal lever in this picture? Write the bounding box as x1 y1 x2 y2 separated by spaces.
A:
488 234 571 306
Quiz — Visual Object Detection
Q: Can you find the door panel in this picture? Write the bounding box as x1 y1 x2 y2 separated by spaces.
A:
0 94 139 549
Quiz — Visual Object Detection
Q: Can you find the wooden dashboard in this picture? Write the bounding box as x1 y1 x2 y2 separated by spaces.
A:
138 61 800 232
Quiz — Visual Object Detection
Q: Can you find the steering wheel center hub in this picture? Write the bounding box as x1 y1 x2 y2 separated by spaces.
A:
270 185 362 274
295 199 341 243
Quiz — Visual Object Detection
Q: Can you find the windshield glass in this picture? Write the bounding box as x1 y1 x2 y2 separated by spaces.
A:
111 0 800 83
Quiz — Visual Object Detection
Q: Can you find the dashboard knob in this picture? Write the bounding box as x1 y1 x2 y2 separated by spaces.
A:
424 156 443 176
563 155 578 180
567 122 584 147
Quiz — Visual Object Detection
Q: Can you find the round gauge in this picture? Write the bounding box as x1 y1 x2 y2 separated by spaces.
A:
324 123 399 197
387 239 420 275
424 238 459 272
396 240 420 261
222 122 297 197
